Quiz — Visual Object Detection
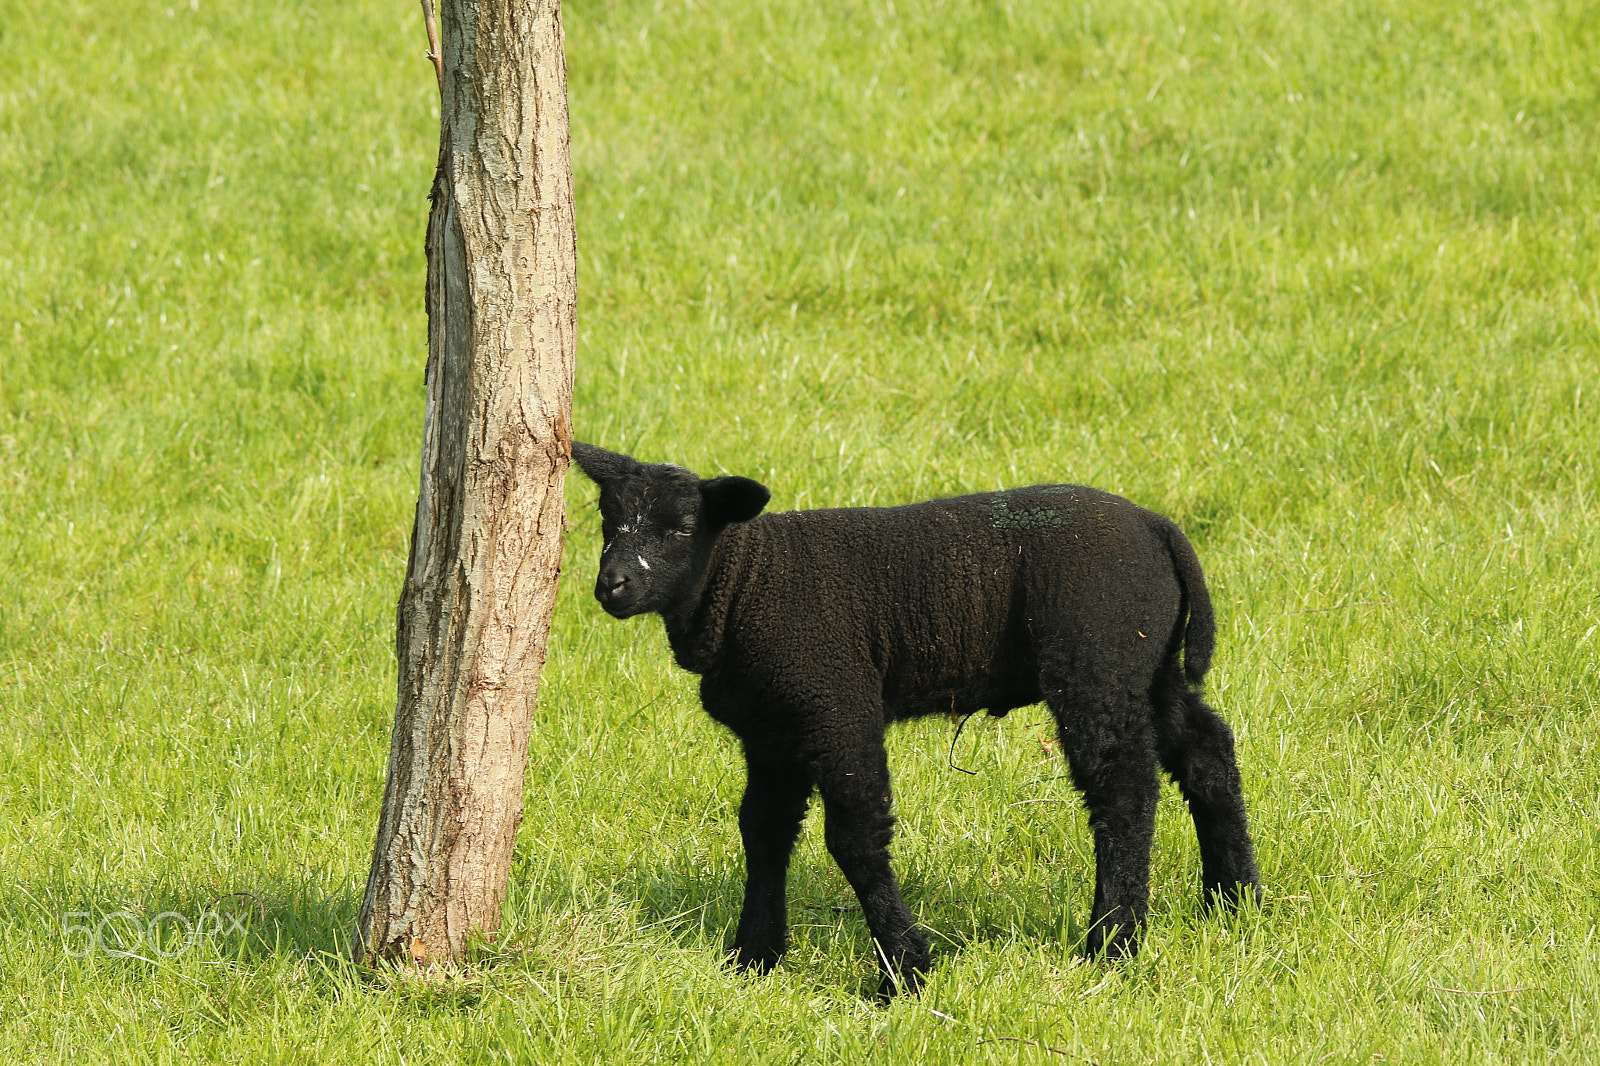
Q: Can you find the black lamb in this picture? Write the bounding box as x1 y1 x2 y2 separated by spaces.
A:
570 442 1261 995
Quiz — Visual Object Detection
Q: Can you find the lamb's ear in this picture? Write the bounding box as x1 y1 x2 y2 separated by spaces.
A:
570 441 638 485
701 476 770 524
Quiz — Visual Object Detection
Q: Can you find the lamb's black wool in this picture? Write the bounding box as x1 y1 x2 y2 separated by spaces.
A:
571 442 1261 995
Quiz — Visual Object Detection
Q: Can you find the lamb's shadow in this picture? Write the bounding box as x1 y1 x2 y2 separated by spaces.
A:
616 857 892 997
616 846 1099 989
614 858 745 951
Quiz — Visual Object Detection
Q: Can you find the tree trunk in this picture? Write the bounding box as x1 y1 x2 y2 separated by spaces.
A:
354 0 576 968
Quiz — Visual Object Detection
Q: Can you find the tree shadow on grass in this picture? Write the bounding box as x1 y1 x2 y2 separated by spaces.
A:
7 873 549 1017
10 870 362 966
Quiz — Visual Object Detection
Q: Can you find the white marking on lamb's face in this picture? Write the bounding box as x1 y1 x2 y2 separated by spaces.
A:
637 555 650 570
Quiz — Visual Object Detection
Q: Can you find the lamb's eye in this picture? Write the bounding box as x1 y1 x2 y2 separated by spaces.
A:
673 524 695 537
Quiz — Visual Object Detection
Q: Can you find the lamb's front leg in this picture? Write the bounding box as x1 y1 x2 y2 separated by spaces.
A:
813 734 930 996
731 754 813 973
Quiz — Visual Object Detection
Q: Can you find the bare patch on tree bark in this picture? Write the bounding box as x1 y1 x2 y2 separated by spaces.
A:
355 0 576 968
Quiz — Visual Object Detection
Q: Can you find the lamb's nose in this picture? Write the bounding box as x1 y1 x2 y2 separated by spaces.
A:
598 569 629 597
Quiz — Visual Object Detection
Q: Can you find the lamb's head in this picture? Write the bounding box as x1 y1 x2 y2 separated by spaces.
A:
570 442 770 619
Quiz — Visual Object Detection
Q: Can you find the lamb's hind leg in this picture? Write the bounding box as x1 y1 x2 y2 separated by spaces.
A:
810 725 929 996
1155 671 1262 908
1045 674 1160 959
732 754 814 973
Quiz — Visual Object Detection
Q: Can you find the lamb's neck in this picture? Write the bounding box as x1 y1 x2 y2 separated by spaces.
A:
661 521 758 674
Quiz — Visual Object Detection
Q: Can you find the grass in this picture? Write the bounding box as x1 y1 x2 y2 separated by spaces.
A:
3 0 1599 1060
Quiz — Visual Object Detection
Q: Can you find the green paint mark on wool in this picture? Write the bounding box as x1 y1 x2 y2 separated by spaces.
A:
990 489 1072 531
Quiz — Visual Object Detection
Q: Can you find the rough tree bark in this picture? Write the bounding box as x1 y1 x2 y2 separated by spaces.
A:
354 0 576 967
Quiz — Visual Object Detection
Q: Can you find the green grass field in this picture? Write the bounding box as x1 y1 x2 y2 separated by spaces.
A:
4 0 1599 1060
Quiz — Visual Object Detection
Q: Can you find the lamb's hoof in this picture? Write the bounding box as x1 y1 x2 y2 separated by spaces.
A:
730 945 782 975
1204 879 1264 911
875 963 928 1000
1085 921 1141 961
873 934 931 999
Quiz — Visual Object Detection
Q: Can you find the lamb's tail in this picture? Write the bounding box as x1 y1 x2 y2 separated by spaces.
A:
1163 520 1215 684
